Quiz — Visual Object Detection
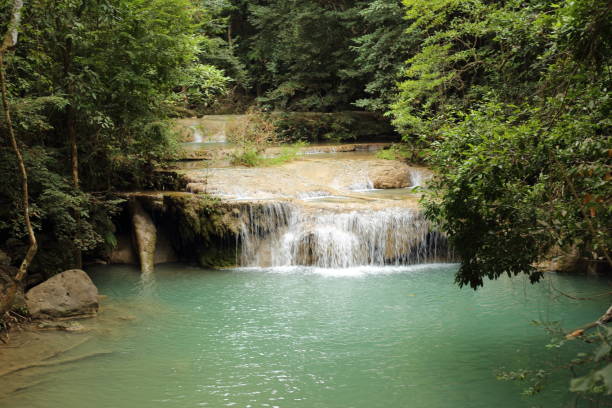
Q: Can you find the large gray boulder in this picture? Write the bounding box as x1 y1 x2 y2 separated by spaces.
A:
369 162 411 189
25 269 99 319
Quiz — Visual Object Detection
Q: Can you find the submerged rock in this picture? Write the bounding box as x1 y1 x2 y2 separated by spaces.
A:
36 320 89 332
25 269 99 319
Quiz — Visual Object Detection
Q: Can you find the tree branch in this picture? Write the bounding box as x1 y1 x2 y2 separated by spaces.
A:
0 0 37 318
566 305 612 339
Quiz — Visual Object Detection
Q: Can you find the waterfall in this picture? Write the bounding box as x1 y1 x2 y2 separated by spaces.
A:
191 126 204 143
237 202 452 268
408 167 432 188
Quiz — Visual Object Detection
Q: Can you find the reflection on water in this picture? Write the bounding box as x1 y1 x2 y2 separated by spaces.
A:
1 263 609 408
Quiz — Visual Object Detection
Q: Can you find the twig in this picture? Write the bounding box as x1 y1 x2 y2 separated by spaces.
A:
549 281 612 301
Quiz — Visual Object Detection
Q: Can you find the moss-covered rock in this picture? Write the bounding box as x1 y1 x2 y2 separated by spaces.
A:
160 194 241 268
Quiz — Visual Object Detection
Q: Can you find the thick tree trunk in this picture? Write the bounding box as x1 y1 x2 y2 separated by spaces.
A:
0 0 38 318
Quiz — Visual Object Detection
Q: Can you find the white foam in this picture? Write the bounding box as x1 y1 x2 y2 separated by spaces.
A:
234 263 458 277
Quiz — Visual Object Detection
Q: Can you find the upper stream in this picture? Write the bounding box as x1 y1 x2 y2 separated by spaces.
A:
1 264 609 408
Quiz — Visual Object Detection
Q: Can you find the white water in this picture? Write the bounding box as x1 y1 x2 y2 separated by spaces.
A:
191 126 204 143
236 263 451 277
237 202 451 268
408 167 432 188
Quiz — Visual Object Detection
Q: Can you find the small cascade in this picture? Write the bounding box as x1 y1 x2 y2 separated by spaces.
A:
191 126 204 143
237 202 452 268
408 167 432 188
237 201 298 266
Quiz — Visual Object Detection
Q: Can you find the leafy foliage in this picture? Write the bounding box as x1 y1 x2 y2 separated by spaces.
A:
242 0 367 111
352 0 413 112
498 320 612 401
390 0 611 288
0 0 228 274
175 63 230 112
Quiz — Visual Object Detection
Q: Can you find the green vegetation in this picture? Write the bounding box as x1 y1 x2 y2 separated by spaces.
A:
376 143 416 162
387 0 611 286
227 108 277 166
273 111 394 143
230 140 308 167
226 109 310 167
264 141 309 166
198 0 413 113
0 0 229 280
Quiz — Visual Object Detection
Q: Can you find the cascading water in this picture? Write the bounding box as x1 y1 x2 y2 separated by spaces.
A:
176 132 452 268
237 202 452 268
408 167 432 188
190 126 204 143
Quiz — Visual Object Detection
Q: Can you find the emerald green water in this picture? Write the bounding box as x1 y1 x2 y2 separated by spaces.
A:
3 264 610 407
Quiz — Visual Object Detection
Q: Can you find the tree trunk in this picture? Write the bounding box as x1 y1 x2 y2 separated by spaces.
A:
67 105 82 269
64 35 82 269
0 0 38 318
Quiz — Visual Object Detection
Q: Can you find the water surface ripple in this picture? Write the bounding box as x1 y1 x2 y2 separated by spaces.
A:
3 264 610 408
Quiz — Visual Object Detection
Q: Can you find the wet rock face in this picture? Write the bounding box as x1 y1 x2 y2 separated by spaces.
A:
154 230 178 264
25 269 99 319
109 233 138 265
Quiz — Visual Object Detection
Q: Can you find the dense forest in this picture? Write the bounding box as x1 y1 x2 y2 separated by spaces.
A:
0 0 610 400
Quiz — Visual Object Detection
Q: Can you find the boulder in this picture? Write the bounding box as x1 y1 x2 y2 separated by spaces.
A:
369 162 411 189
25 269 99 319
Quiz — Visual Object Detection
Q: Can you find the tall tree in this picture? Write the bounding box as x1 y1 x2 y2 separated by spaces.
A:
352 0 412 112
